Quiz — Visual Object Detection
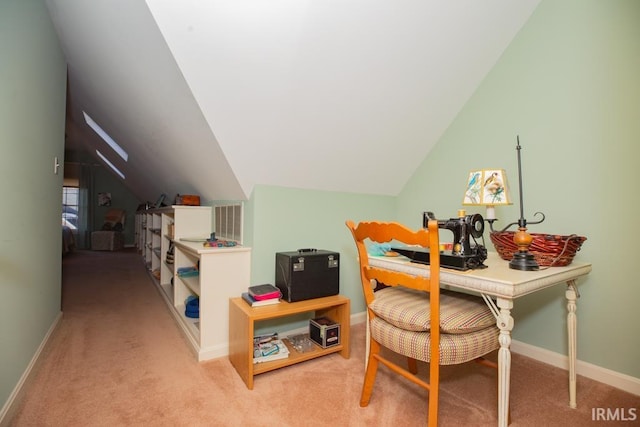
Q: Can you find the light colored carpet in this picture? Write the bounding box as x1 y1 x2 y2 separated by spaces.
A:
10 250 638 426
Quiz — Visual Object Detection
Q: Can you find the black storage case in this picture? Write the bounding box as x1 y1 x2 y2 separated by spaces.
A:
275 249 340 302
309 317 340 348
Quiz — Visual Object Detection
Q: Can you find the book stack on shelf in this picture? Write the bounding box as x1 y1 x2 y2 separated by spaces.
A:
242 284 282 307
253 332 289 364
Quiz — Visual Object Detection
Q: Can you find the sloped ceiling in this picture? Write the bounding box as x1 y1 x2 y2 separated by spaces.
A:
47 0 540 203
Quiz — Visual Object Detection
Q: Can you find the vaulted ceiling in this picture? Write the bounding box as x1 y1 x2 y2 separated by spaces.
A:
47 0 540 203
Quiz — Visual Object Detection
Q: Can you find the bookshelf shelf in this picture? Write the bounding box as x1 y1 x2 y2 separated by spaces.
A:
228 295 350 389
136 205 251 361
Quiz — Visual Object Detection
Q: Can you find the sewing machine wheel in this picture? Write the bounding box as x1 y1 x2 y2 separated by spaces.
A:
470 213 484 238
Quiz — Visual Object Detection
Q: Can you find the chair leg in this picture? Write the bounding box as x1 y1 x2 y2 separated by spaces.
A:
474 356 497 369
428 357 440 426
360 338 381 407
407 357 418 374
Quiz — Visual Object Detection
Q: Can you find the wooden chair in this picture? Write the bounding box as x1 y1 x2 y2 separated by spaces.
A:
346 220 500 426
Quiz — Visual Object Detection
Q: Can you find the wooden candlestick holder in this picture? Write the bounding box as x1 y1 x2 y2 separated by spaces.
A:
509 225 539 270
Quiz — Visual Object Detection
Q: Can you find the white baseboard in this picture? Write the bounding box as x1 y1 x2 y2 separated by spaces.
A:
198 344 229 361
350 311 367 326
511 339 640 396
0 311 63 427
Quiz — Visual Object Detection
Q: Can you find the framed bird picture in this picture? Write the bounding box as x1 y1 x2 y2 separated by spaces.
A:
463 169 510 206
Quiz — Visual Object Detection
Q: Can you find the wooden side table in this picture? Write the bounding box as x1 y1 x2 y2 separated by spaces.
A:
228 295 350 389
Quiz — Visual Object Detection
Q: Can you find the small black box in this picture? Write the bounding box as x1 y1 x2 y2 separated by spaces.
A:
309 317 340 348
275 249 339 302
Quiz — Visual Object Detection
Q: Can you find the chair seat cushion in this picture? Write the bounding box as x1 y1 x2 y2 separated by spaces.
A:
370 316 500 365
369 286 495 334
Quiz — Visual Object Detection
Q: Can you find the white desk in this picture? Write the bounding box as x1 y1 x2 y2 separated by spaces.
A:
369 252 592 427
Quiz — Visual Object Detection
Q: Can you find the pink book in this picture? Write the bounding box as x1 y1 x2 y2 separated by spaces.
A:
248 284 282 301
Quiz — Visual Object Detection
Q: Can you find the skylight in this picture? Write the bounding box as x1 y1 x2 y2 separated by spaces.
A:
96 150 125 179
83 111 128 162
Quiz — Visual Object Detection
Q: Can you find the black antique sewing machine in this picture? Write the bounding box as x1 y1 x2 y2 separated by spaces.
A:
392 210 488 271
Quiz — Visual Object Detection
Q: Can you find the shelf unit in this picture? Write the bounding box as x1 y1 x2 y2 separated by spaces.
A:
140 206 210 285
143 210 153 269
174 241 251 360
228 295 350 389
155 205 212 303
139 205 252 361
134 210 144 253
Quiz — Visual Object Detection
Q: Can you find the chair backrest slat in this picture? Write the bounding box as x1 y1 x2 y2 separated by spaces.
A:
364 266 430 293
346 219 440 307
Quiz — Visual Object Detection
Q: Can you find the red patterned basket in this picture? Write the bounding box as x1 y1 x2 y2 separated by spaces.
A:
490 231 587 267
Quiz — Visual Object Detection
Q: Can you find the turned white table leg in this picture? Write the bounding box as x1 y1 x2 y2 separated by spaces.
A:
566 280 579 409
496 298 514 427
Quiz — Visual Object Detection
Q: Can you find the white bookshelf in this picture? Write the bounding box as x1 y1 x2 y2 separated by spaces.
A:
172 241 251 361
139 205 251 361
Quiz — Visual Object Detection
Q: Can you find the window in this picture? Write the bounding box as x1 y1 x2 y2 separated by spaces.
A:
84 111 127 179
62 186 79 230
96 150 125 179
83 111 128 161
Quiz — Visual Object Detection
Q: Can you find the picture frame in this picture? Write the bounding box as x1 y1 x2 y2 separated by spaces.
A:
98 192 112 206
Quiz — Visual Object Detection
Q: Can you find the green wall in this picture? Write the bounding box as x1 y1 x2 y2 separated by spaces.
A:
398 0 640 379
92 165 141 247
246 184 395 319
0 0 67 415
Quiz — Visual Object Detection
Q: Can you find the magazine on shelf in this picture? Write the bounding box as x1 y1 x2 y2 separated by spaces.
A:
253 334 289 364
241 292 280 307
248 283 282 301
